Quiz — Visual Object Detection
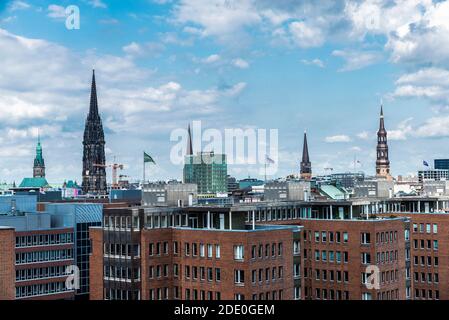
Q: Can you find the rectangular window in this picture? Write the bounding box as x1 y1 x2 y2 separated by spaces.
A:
234 270 244 284
234 245 244 260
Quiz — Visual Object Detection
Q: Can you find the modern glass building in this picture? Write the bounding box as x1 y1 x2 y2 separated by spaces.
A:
44 203 102 298
435 159 449 170
183 152 228 194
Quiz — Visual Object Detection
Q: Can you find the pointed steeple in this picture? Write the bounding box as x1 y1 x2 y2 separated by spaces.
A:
300 130 312 180
33 131 45 178
89 69 99 119
187 123 193 156
82 70 107 195
379 104 385 132
302 130 310 163
376 104 391 179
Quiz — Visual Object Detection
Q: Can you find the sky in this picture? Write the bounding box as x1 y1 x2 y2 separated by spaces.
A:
1 0 449 184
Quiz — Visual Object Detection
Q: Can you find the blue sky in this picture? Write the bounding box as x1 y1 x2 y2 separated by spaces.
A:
1 0 449 184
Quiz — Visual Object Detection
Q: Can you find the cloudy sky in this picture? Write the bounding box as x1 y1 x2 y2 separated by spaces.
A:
1 0 449 184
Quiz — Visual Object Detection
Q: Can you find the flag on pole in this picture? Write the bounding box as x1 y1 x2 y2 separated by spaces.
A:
423 160 429 167
144 152 156 164
265 155 275 164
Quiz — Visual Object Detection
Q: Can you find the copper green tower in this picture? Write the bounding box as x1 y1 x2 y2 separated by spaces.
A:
33 133 45 178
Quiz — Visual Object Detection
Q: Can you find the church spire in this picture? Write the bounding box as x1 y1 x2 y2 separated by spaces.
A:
187 123 193 156
300 130 312 180
82 70 107 195
376 104 392 180
89 69 99 119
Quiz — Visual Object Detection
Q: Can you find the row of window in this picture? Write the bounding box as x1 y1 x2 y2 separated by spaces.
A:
15 233 73 248
413 272 439 284
104 243 140 258
375 231 398 244
362 270 399 285
312 288 350 300
314 250 349 263
104 266 141 281
15 249 73 265
376 289 400 300
250 266 285 284
308 269 349 282
376 250 399 264
413 223 438 234
311 231 349 244
104 289 140 300
103 215 139 230
413 239 439 250
248 242 285 260
184 243 221 259
16 266 68 282
415 289 440 300
413 255 439 267
248 290 285 301
15 281 71 298
185 266 221 283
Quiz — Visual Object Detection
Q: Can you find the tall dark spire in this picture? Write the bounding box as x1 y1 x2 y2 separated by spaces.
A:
376 104 391 179
300 130 312 180
82 70 107 195
89 70 99 119
187 123 193 156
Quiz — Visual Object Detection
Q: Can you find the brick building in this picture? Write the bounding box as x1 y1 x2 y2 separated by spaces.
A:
89 206 301 300
0 213 75 300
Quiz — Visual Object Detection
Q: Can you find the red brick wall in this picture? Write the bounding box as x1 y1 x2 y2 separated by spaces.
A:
89 227 104 300
0 228 15 300
141 227 294 300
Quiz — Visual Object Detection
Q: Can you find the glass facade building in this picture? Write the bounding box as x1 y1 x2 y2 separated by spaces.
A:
183 152 228 194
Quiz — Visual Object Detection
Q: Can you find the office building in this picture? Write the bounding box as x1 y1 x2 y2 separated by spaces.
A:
183 152 227 195
0 210 75 300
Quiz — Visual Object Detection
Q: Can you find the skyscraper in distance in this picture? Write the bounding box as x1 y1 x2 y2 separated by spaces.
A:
82 70 107 195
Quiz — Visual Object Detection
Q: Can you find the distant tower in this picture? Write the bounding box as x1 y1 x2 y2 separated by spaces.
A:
33 133 45 178
300 131 312 180
82 70 107 195
376 105 392 180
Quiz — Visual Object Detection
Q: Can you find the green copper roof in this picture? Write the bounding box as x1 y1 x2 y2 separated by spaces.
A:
34 134 45 167
19 177 50 188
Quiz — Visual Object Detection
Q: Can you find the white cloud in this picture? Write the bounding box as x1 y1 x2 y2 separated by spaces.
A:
122 41 165 58
47 4 66 19
325 135 352 143
174 0 261 42
332 49 383 71
202 54 221 64
301 58 324 68
357 131 371 140
289 21 324 48
232 58 249 69
86 0 107 9
389 118 413 140
8 1 30 11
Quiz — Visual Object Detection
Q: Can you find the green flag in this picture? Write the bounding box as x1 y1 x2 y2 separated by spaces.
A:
144 152 156 164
